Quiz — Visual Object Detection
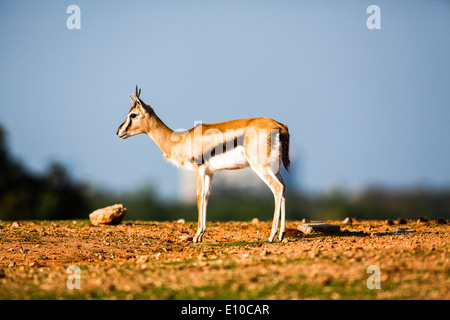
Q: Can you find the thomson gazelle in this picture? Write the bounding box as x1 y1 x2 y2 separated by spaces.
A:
117 86 290 243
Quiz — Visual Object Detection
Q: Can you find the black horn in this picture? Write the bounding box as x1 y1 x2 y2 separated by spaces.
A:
135 85 141 98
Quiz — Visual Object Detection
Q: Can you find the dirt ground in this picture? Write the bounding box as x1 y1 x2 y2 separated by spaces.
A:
0 218 448 299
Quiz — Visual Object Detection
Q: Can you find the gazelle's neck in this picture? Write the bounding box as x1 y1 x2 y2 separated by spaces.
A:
146 113 174 157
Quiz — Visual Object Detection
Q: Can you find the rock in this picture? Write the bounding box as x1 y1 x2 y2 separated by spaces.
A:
197 252 207 260
385 219 394 225
309 247 321 258
89 204 126 226
416 216 429 224
436 218 447 225
136 255 149 264
343 217 353 225
251 218 260 224
298 222 340 234
395 218 407 225
179 235 193 242
176 219 185 224
11 222 20 228
260 250 271 256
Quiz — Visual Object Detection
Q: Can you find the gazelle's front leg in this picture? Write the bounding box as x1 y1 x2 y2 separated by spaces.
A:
193 166 213 243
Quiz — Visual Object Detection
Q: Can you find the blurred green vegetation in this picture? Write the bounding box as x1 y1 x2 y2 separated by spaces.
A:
0 126 88 220
1 124 449 221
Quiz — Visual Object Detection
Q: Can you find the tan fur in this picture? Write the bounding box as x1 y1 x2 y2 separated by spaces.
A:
117 87 290 243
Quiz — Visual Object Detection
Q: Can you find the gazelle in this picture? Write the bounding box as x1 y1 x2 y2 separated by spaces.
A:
117 86 290 243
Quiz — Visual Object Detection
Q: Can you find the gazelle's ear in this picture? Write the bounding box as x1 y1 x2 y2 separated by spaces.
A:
136 100 149 114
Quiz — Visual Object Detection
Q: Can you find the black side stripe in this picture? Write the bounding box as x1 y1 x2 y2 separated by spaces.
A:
192 135 244 165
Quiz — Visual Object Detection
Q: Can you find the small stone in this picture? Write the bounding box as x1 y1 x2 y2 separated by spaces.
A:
416 216 429 224
343 217 353 225
179 235 193 242
298 222 340 235
395 218 407 225
136 255 149 264
385 219 394 225
435 218 447 225
198 252 207 260
310 248 320 258
11 222 20 228
176 219 185 224
89 204 126 226
251 218 260 224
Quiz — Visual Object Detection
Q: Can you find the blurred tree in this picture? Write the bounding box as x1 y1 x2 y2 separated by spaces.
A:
1 124 449 222
0 125 88 220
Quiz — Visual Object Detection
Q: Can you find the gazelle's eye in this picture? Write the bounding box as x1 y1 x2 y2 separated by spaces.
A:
130 113 137 119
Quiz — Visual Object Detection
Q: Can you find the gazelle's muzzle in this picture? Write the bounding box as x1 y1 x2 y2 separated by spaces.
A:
116 124 128 139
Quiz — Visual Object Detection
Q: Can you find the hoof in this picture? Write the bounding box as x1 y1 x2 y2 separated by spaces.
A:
192 237 202 243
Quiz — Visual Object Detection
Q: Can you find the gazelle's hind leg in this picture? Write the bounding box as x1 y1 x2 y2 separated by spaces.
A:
276 171 287 241
249 164 286 243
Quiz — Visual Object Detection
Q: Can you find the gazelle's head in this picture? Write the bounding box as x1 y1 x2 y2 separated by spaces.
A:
116 86 152 139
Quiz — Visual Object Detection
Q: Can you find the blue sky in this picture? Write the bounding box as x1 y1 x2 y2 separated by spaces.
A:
0 0 449 198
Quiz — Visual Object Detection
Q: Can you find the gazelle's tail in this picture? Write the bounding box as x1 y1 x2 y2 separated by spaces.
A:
278 123 290 172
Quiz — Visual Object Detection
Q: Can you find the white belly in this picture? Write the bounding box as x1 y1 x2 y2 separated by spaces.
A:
206 146 249 172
